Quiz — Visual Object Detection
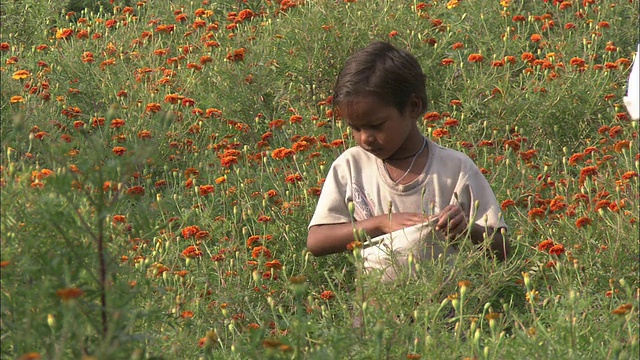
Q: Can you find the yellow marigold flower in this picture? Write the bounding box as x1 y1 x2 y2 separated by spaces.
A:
12 69 31 80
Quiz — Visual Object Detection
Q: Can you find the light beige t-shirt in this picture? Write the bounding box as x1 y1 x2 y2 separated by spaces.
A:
309 138 507 230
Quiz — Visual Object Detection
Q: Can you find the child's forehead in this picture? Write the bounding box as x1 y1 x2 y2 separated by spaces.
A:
338 96 394 123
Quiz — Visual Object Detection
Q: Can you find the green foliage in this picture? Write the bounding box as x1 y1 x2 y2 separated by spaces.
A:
1 0 638 359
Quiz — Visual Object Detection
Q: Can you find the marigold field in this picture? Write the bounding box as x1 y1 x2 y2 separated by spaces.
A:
0 1 638 359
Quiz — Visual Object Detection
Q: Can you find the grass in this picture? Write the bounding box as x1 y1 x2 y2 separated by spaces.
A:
0 0 638 359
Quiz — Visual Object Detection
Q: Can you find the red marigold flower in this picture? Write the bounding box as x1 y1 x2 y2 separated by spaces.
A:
56 287 84 301
320 290 335 300
530 33 542 42
251 245 272 259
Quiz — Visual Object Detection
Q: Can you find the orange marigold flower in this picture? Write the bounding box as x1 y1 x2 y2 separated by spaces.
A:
112 215 127 224
575 216 592 228
537 239 555 251
621 171 638 180
528 207 545 220
127 185 145 196
112 146 127 156
257 215 272 223
612 303 632 316
569 57 586 67
521 52 535 62
285 173 302 184
56 287 84 301
220 156 238 167
110 118 125 128
467 53 484 63
548 244 565 256
226 47 246 62
251 246 272 259
12 69 31 80
431 128 449 138
579 166 598 182
182 245 203 258
501 199 515 210
199 184 215 196
18 353 41 360
182 226 200 239
320 290 335 300
265 259 283 270
441 58 455 66
530 33 542 42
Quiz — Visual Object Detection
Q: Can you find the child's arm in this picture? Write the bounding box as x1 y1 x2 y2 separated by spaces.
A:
435 204 510 261
307 212 431 256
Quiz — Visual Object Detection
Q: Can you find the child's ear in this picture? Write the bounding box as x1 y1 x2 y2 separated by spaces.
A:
407 94 422 117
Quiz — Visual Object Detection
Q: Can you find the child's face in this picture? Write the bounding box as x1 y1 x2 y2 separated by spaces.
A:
339 95 421 160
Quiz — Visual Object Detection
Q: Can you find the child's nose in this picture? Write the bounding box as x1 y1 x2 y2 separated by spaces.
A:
359 129 376 145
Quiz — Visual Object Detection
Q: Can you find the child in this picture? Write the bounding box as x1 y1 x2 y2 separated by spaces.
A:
307 42 509 267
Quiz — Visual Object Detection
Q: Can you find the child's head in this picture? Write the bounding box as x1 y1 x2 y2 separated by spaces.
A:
333 41 428 116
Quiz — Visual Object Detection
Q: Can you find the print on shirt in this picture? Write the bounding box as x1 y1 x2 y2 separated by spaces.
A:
352 182 374 221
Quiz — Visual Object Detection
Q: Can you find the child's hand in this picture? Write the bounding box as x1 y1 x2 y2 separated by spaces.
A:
382 213 432 234
435 204 468 240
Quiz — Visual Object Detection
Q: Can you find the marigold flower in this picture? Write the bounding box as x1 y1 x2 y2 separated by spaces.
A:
18 353 41 360
441 58 455 66
467 53 484 63
12 69 31 80
265 259 283 270
179 227 199 240
112 146 127 156
199 184 215 196
548 244 565 256
320 290 335 300
56 287 84 301
220 156 238 167
537 239 555 251
579 166 598 182
612 303 632 316
285 173 302 184
182 245 203 258
112 215 127 224
431 128 449 138
528 207 545 220
226 47 246 62
575 216 592 228
251 246 272 259
127 186 145 196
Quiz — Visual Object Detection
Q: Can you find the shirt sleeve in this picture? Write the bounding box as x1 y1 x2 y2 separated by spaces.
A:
308 158 353 228
456 163 507 230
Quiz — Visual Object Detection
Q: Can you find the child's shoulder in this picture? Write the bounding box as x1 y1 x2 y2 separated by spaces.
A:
429 139 480 173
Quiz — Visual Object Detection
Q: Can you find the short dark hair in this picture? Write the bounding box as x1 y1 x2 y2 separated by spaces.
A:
333 41 428 115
